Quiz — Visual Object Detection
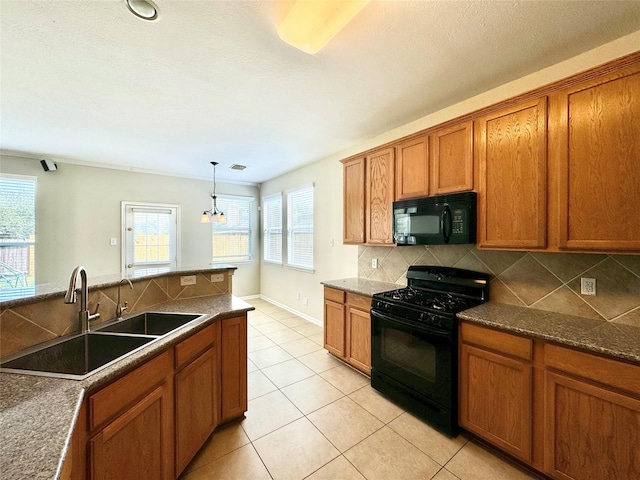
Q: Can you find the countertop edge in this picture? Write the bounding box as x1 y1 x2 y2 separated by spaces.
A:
458 303 640 365
321 278 399 297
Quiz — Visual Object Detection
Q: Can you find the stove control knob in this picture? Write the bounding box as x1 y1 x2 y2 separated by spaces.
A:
384 303 392 312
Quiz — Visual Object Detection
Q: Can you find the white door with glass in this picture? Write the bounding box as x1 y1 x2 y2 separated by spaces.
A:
122 202 180 277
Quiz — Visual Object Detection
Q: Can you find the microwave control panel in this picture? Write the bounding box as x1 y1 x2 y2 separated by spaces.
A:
452 209 465 234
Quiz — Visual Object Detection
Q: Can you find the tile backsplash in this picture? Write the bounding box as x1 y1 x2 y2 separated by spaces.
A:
0 272 231 359
358 245 640 326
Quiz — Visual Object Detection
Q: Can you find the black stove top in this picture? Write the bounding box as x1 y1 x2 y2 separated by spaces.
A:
371 266 490 330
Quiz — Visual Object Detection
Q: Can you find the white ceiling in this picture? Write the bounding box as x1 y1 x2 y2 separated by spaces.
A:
1 1 639 185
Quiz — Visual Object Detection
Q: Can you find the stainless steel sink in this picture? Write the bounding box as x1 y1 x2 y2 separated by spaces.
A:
0 332 155 380
96 312 203 336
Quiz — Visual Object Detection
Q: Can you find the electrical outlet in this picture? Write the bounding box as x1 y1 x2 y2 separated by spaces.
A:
372 258 378 269
303 296 308 306
297 292 301 300
211 273 224 282
180 275 196 286
329 238 334 247
580 278 596 296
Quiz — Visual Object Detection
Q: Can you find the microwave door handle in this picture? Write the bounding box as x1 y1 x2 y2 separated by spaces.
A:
441 205 452 243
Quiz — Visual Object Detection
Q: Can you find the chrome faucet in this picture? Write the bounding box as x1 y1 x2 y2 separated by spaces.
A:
64 266 100 333
116 278 133 320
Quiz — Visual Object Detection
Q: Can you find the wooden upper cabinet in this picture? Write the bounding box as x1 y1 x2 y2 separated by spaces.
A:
476 97 548 249
551 63 640 251
342 157 366 244
366 147 395 244
395 135 429 200
432 121 473 194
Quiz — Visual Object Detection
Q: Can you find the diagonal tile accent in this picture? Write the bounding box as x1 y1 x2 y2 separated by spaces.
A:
530 252 606 282
530 286 603 320
472 248 526 276
499 255 562 306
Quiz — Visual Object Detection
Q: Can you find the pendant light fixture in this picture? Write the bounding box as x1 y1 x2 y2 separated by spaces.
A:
200 162 226 224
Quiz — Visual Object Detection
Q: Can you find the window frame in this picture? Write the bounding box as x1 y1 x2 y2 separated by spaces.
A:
211 194 254 263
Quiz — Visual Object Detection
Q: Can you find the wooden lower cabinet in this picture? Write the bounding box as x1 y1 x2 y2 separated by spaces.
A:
323 286 346 357
87 350 174 480
323 287 371 375
71 315 248 480
459 343 533 462
460 321 640 480
174 324 219 476
89 383 173 480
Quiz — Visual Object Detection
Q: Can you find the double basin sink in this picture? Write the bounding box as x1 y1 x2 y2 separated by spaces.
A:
0 312 203 380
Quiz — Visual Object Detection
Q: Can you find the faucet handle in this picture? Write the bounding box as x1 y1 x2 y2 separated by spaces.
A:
89 303 101 321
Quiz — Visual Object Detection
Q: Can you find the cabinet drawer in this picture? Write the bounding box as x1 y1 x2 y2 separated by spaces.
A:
346 292 371 311
545 343 640 396
324 287 345 303
175 324 216 370
89 350 172 431
460 322 532 361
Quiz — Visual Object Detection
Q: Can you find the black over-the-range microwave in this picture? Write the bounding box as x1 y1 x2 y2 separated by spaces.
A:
393 192 477 245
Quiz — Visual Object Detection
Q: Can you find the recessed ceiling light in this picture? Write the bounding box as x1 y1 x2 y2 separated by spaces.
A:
125 0 159 22
230 164 247 171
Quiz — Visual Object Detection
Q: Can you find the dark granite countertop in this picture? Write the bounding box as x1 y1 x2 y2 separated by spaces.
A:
458 303 640 365
321 278 399 297
0 293 253 480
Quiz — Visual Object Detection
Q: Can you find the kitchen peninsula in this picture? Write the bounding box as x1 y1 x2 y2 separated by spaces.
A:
0 265 252 480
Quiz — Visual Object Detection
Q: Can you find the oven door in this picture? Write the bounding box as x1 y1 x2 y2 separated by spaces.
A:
371 309 455 409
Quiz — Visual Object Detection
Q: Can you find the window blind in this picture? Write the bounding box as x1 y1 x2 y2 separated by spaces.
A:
212 196 253 262
287 185 314 270
132 210 173 265
262 193 282 264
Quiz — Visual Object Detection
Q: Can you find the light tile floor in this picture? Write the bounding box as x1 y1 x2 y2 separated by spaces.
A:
181 299 542 480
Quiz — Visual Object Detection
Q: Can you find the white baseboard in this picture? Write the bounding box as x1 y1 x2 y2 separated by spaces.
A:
256 294 322 327
239 294 261 300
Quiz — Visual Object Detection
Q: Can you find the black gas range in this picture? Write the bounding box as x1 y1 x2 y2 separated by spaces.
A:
371 265 490 436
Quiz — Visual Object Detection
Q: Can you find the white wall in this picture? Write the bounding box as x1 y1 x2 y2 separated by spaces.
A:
259 31 640 322
259 157 358 323
0 155 261 296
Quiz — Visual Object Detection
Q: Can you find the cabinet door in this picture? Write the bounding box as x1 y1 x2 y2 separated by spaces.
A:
459 344 533 462
220 316 248 423
396 136 429 200
346 307 371 374
432 121 473 194
89 383 173 480
552 64 640 251
366 148 395 244
476 98 547 249
544 371 640 480
343 157 366 244
324 299 345 358
175 348 217 476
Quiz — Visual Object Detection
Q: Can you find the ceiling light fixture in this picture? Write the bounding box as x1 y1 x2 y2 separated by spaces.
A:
124 0 159 21
277 0 370 54
200 162 226 224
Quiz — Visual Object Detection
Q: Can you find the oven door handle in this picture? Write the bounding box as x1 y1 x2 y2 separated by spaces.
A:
371 309 452 339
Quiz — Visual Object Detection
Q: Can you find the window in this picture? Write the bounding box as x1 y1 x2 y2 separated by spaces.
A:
122 202 179 276
212 195 253 262
262 193 282 264
0 174 36 299
287 184 314 270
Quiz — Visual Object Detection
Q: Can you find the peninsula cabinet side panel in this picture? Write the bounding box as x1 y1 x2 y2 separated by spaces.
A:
220 316 248 423
476 97 547 250
551 63 640 251
544 371 640 480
